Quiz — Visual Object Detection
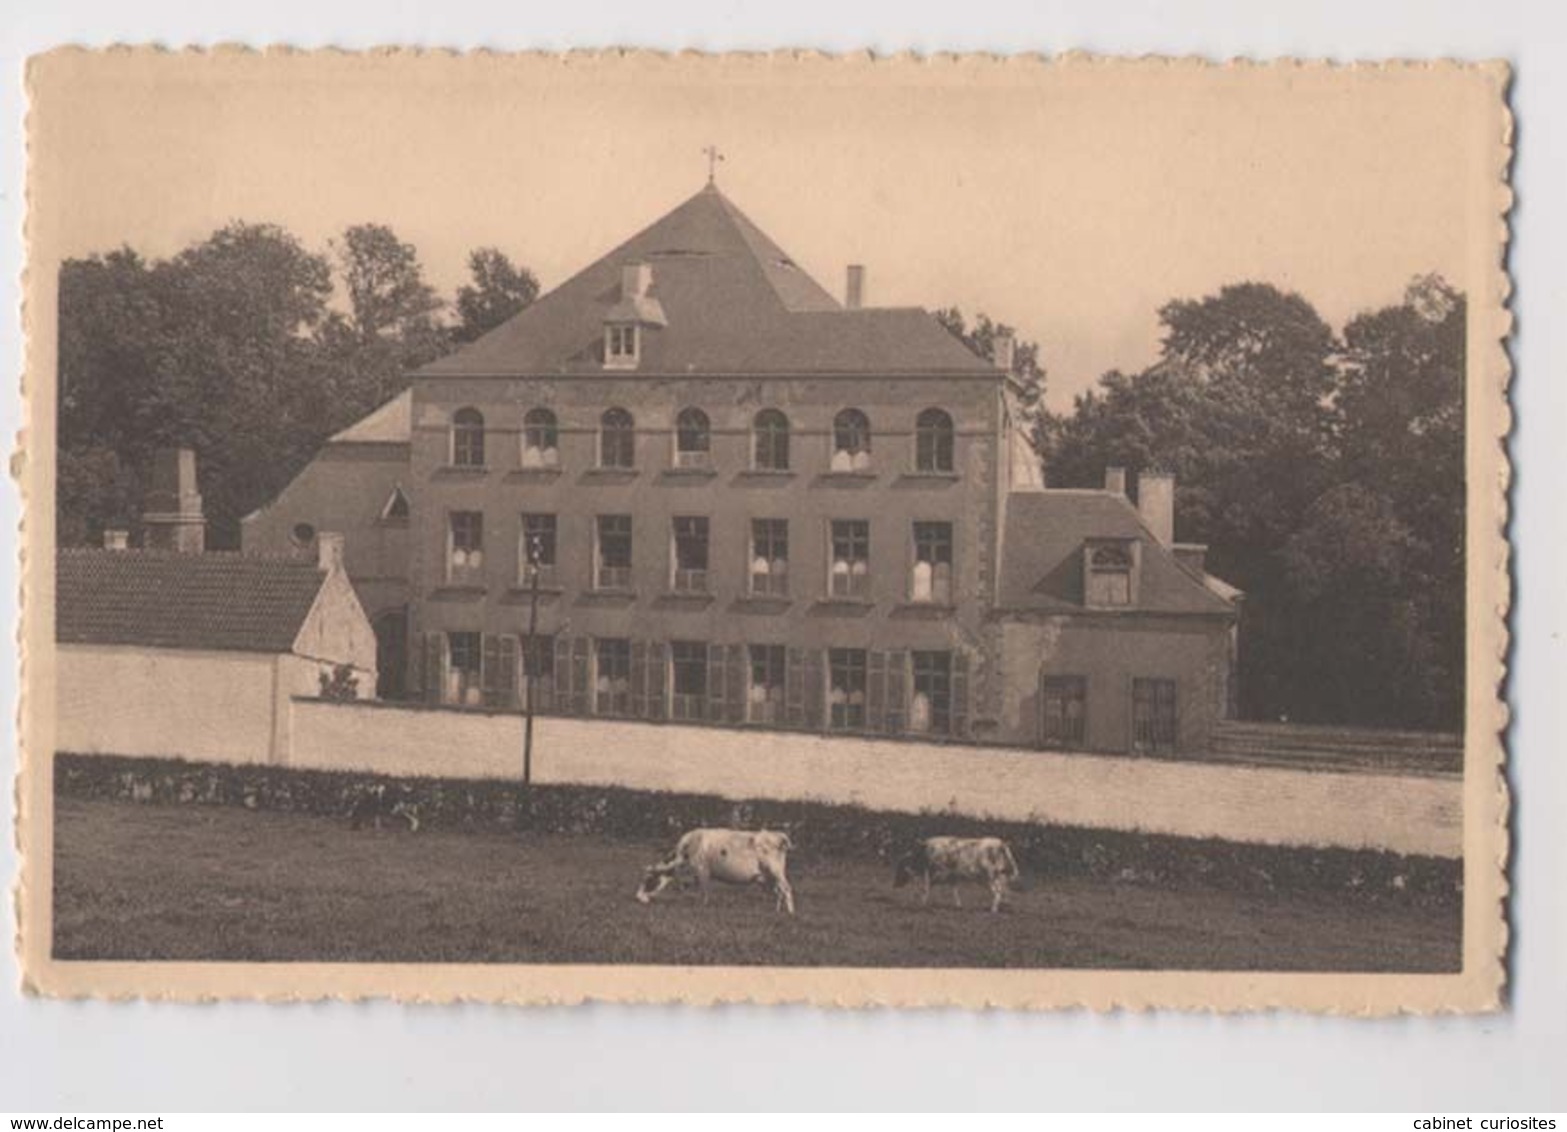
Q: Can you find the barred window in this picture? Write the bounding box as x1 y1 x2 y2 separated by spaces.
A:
1132 678 1177 755
1040 676 1087 749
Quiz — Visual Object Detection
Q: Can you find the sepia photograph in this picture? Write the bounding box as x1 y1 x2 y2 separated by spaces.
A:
17 49 1509 1010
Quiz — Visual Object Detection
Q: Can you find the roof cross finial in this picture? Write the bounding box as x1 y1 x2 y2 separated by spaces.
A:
703 145 725 186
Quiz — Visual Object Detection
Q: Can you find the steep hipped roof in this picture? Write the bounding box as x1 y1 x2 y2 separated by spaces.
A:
997 491 1238 616
329 389 412 444
56 550 328 654
418 185 998 379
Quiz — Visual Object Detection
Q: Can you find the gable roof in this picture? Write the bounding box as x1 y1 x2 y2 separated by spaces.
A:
418 185 999 380
329 389 412 444
56 550 328 653
997 491 1238 617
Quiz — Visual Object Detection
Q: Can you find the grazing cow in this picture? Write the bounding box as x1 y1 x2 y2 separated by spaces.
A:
894 836 1020 913
347 783 421 833
636 828 796 915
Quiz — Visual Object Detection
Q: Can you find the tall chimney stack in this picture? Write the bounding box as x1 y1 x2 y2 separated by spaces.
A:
845 264 865 310
141 447 205 553
317 531 346 573
621 262 652 299
1138 470 1176 547
993 332 1016 376
1104 466 1127 497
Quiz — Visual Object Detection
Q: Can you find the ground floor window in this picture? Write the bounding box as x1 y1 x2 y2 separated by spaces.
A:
671 641 708 721
520 633 556 712
1040 675 1087 749
829 648 868 730
910 650 952 734
748 644 787 723
445 631 482 706
594 638 632 716
1132 677 1177 755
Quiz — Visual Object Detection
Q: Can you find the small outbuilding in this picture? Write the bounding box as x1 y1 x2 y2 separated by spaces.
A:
55 533 377 765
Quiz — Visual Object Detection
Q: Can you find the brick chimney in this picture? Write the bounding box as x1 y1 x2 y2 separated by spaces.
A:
317 531 346 573
1104 466 1127 497
993 332 1016 376
102 528 130 551
1138 470 1175 547
141 447 205 553
845 264 865 310
621 262 652 300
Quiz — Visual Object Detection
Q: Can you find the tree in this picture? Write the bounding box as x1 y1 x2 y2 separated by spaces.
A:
453 247 539 344
330 224 447 364
934 308 1049 457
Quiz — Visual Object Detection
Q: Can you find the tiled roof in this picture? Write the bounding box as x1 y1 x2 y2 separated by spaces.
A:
418 186 998 380
56 550 327 653
997 491 1238 616
329 389 412 444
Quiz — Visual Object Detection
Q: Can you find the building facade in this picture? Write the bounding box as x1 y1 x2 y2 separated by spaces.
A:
243 184 1240 755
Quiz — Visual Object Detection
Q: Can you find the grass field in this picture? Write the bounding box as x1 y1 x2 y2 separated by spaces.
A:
52 797 1461 970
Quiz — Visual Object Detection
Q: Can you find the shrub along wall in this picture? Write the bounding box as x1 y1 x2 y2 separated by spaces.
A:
55 752 1459 907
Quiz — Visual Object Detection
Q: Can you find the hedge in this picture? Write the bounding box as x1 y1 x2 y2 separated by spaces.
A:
54 751 1460 906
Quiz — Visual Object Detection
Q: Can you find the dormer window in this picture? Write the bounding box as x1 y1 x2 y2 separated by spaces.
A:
1085 540 1139 607
605 323 640 369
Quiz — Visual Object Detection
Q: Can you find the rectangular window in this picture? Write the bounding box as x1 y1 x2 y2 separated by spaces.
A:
1132 678 1178 755
447 511 484 586
605 324 639 367
595 515 633 590
520 633 557 712
911 521 954 604
519 513 557 587
1087 542 1135 606
445 631 482 706
830 520 871 600
670 641 708 721
672 516 710 592
594 638 632 716
750 519 789 596
829 648 868 730
748 644 787 724
1040 675 1087 749
910 650 953 735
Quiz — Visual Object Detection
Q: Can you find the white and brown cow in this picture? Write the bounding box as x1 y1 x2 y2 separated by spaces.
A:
894 836 1021 913
636 828 797 915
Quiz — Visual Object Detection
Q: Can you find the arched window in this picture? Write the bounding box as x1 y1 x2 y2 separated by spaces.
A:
675 407 711 469
832 409 872 472
522 408 559 468
599 408 636 469
753 409 791 471
915 408 955 473
452 407 486 468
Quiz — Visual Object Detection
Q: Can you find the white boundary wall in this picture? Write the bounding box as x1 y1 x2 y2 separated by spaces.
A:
288 699 1461 858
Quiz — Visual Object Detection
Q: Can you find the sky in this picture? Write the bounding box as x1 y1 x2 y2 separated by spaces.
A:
33 52 1480 410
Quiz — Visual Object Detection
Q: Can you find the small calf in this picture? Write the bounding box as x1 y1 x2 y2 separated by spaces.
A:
636 828 796 915
347 783 421 833
894 836 1020 913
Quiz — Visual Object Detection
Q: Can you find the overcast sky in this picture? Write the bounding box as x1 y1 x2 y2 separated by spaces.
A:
37 53 1478 410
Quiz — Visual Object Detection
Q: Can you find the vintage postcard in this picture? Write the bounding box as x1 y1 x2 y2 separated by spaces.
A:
17 49 1511 1011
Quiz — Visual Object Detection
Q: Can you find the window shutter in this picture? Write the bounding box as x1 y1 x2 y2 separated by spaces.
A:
482 635 503 706
497 635 519 709
725 643 746 725
645 641 668 721
706 644 727 722
867 650 888 733
571 637 591 717
422 633 444 705
786 648 807 728
631 640 650 718
885 650 908 734
802 647 825 730
951 651 970 738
